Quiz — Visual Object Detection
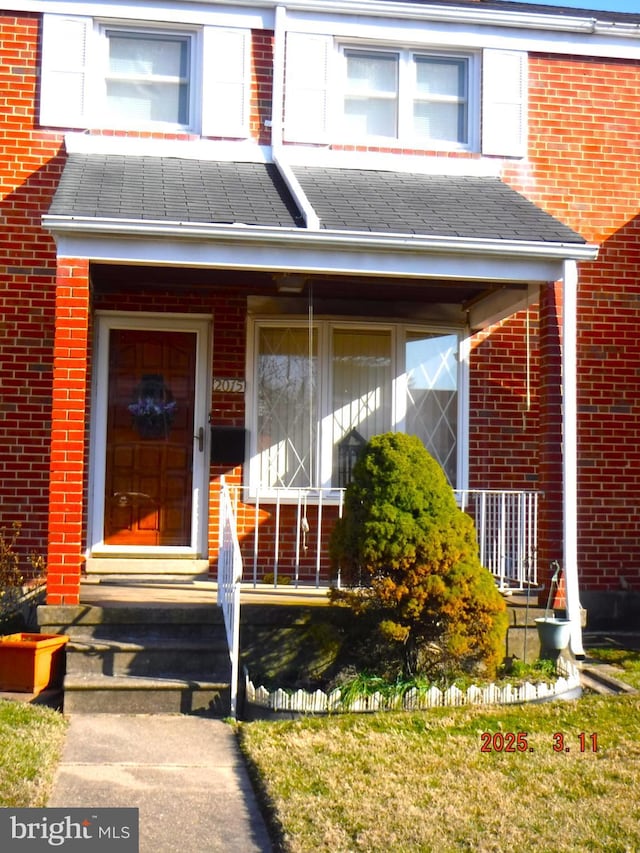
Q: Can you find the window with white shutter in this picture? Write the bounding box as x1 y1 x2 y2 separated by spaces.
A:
39 15 251 137
283 34 527 158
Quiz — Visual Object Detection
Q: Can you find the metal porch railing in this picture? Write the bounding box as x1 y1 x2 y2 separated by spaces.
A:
217 476 242 718
225 485 539 592
458 490 539 590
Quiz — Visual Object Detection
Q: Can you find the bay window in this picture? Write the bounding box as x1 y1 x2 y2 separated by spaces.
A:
250 320 461 491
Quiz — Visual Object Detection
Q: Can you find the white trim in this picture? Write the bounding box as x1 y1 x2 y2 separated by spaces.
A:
562 260 584 657
44 216 599 263
458 330 470 493
46 228 594 285
276 145 503 176
64 131 271 162
89 312 212 558
11 0 640 53
15 1 273 29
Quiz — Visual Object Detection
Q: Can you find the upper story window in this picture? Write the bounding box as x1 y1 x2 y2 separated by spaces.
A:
40 14 251 138
284 33 527 158
104 30 192 129
342 49 472 149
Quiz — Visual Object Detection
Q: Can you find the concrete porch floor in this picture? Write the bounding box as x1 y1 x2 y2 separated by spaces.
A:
77 575 332 607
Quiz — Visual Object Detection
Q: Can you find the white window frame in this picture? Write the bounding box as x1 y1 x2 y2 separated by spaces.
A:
247 317 466 496
337 44 480 151
96 23 200 133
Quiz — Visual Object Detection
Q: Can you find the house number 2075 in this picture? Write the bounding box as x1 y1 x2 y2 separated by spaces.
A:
213 378 245 393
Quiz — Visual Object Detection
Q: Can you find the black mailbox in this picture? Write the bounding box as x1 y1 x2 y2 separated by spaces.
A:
210 426 246 466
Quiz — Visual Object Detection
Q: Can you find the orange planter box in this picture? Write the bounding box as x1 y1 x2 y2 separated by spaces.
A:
0 633 69 694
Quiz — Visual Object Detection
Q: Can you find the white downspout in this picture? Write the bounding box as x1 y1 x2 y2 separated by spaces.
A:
271 5 320 230
562 259 584 657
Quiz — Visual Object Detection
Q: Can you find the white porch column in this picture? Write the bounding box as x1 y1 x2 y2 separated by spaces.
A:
562 260 584 656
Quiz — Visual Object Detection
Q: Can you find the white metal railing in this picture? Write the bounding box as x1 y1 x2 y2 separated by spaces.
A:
217 476 243 718
249 487 345 588
458 490 539 590
237 486 539 591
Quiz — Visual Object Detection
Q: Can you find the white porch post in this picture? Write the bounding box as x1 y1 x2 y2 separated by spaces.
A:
562 260 584 656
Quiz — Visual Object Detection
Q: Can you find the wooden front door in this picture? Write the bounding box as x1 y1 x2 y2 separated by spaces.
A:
104 329 197 547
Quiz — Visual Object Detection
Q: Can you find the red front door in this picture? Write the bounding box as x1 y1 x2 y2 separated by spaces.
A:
104 329 197 547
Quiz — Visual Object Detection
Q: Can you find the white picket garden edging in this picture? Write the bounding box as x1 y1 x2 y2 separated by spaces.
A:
245 659 581 714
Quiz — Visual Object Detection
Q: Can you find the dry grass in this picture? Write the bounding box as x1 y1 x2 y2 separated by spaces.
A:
0 700 67 807
239 693 640 852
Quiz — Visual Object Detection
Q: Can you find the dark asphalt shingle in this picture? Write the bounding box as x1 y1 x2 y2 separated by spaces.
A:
49 154 585 246
49 154 304 228
292 167 585 244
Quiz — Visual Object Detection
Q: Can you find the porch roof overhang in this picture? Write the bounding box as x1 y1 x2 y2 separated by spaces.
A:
42 151 599 329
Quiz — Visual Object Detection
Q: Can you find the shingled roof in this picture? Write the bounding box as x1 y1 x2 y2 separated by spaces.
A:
49 153 585 246
49 154 304 228
292 167 585 244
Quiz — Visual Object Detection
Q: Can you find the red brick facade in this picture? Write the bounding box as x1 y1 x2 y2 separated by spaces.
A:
0 7 638 617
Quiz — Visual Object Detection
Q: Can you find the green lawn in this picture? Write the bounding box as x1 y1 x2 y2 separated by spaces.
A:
586 647 640 690
0 700 67 807
239 693 640 852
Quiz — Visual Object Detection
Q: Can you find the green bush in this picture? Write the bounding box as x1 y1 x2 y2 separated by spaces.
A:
330 433 508 681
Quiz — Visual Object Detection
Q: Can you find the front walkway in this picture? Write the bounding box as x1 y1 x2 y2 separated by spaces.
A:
48 714 273 853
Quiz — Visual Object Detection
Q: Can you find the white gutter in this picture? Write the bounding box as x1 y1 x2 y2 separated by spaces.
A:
41 214 599 262
562 259 585 657
270 4 321 230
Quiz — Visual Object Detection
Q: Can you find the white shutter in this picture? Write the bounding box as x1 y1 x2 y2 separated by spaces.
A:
201 27 250 138
482 49 527 158
284 32 332 144
40 14 91 129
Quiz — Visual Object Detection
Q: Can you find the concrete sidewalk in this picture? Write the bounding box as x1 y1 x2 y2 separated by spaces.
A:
48 714 273 853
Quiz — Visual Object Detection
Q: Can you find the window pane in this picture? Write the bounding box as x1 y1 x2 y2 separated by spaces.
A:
413 56 468 144
346 53 397 93
109 36 187 77
344 52 398 137
413 101 466 143
257 328 317 488
106 81 188 124
415 57 466 97
107 33 189 125
344 97 397 137
405 332 458 485
331 329 392 485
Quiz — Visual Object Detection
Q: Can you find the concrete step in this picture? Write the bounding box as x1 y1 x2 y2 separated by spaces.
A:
38 601 233 715
39 604 224 640
65 637 230 679
63 673 230 715
85 559 210 575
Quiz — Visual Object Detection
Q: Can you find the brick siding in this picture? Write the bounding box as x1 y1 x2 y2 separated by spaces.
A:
1 12 640 598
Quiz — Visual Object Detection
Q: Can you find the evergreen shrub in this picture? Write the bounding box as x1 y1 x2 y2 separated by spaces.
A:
330 433 508 681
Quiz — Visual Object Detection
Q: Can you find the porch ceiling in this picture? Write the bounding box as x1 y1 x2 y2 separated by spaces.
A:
90 263 527 327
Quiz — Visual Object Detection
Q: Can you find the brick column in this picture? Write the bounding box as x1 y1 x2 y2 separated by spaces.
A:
537 280 564 601
46 257 90 605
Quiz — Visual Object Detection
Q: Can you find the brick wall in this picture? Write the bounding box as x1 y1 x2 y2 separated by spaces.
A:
2 11 640 597
0 13 64 569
